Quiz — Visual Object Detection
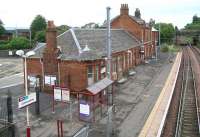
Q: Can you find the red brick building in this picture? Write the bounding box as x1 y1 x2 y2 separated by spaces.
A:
26 4 158 94
109 4 158 59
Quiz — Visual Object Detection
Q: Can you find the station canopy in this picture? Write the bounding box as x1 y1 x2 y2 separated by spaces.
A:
86 77 113 95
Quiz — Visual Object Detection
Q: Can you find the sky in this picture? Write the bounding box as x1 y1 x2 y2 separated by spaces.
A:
0 0 200 29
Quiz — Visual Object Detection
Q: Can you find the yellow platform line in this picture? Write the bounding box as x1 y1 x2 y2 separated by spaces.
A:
138 52 182 137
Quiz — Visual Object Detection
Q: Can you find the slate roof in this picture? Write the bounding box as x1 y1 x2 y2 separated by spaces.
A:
32 28 141 61
130 16 145 25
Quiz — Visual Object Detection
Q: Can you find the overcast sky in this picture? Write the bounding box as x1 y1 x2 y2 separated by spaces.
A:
0 0 199 29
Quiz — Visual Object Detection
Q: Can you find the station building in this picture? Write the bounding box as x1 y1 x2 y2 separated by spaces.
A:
26 4 158 94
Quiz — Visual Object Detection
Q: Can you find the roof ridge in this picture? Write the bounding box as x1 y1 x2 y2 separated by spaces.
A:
123 30 142 45
73 28 125 31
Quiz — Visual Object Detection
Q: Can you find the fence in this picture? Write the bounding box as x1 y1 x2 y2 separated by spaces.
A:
73 125 90 137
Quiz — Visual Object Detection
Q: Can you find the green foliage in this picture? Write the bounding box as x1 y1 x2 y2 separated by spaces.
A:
8 37 30 50
185 15 200 30
161 43 180 53
34 31 46 42
56 25 70 35
161 44 169 52
154 23 175 44
30 15 46 38
0 24 5 36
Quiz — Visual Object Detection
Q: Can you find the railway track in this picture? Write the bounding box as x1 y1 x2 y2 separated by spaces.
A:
175 47 199 137
161 46 200 137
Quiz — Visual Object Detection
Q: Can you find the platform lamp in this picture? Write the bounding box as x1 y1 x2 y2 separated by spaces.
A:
16 50 35 137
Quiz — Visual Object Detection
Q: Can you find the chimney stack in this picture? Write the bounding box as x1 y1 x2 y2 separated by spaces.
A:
120 4 129 15
46 21 57 50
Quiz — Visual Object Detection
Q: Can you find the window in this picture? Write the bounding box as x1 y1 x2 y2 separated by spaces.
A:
28 75 37 88
45 75 57 86
95 65 99 82
112 57 117 73
118 56 122 71
87 66 94 86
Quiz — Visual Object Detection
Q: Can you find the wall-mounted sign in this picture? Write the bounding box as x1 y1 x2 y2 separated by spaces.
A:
18 92 36 109
80 103 90 116
62 89 70 102
54 88 62 101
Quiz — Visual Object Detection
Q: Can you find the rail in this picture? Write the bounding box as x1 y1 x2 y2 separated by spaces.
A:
175 46 200 136
190 46 200 134
175 50 186 137
191 61 200 134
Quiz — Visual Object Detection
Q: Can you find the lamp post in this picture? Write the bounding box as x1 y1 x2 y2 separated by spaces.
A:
16 50 35 137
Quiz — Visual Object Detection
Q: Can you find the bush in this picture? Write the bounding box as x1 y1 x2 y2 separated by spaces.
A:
9 37 30 50
161 44 169 52
0 40 9 45
0 44 12 50
161 43 180 53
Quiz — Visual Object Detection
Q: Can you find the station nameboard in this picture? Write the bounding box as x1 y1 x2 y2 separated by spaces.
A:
18 93 36 109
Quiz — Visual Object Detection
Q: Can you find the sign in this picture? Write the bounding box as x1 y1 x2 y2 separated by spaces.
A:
62 89 70 102
54 88 62 101
28 76 37 87
18 93 36 109
45 76 51 85
80 103 90 116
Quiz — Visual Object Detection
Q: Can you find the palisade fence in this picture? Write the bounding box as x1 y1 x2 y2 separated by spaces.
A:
73 125 90 137
0 93 15 137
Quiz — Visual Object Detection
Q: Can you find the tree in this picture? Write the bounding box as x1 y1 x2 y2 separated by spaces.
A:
0 19 5 36
56 25 70 35
30 15 46 38
34 31 46 42
8 37 30 49
154 23 175 43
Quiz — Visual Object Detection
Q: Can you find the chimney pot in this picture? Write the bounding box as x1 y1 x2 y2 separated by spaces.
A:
120 3 129 15
46 20 57 50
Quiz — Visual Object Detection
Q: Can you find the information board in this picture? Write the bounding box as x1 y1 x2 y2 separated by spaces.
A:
80 103 90 116
62 89 70 102
54 88 62 101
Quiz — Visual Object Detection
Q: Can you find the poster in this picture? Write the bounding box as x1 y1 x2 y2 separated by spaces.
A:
62 89 70 102
45 76 51 85
51 76 56 85
54 88 62 101
80 103 90 116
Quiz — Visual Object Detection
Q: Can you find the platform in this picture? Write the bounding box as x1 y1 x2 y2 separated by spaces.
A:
138 52 182 137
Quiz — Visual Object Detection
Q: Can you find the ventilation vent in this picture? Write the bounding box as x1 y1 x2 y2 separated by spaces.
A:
83 44 90 52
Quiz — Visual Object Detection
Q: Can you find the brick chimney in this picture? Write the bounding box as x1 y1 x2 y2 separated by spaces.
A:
43 20 59 93
120 4 129 15
46 21 57 50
